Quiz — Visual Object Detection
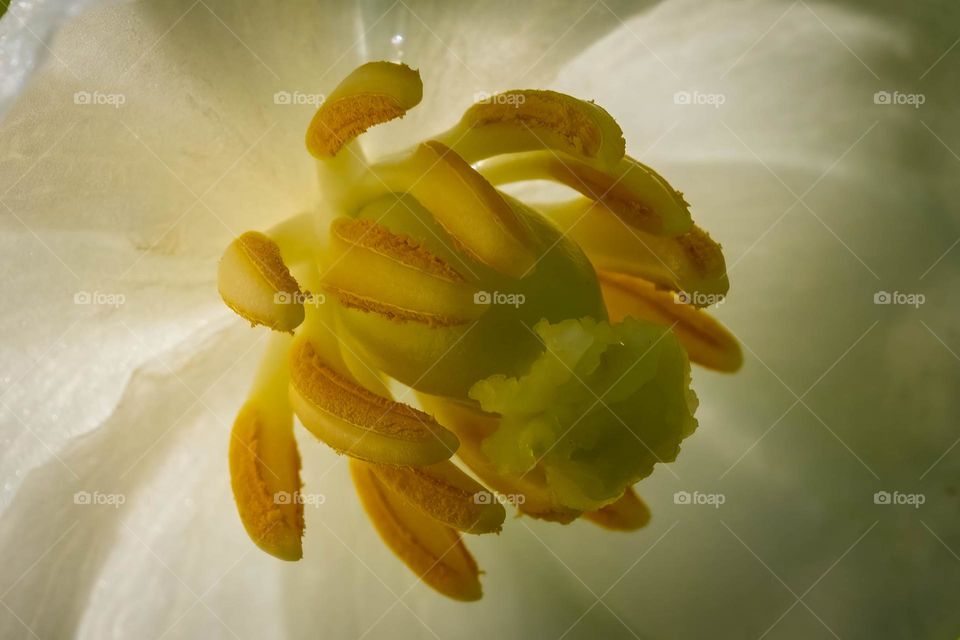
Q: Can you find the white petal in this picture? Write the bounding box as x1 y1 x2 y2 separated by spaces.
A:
0 0 118 117
1 322 247 637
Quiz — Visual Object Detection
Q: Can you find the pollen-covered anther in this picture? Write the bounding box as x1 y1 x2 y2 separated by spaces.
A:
365 459 506 534
321 217 485 326
306 61 423 158
437 90 626 167
599 270 742 372
229 404 304 560
543 198 729 299
481 152 693 237
676 226 729 290
288 339 460 466
228 335 304 561
376 141 536 278
350 460 483 601
217 231 305 333
585 487 651 531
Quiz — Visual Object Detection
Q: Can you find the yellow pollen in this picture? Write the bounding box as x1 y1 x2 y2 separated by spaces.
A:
288 339 460 465
437 89 626 167
468 90 605 156
306 61 422 158
333 218 464 282
322 216 484 326
228 334 304 561
367 459 506 534
350 459 482 602
217 231 304 333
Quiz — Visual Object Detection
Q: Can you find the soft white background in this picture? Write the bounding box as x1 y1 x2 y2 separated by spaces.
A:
0 0 958 638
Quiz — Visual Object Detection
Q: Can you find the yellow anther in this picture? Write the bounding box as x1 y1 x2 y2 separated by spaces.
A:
543 199 728 301
437 90 625 167
217 231 305 332
373 141 536 277
288 339 460 466
306 61 422 158
350 459 483 601
321 217 485 326
599 270 742 372
229 334 304 561
482 153 693 237
366 459 506 534
584 487 651 532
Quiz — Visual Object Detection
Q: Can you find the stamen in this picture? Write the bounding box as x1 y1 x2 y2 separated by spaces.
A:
217 231 306 332
435 90 625 167
481 152 693 237
350 459 483 601
321 217 485 326
598 270 742 372
543 199 729 301
306 61 422 158
216 60 739 597
288 339 460 466
371 141 536 277
229 334 304 560
584 487 651 532
364 459 506 534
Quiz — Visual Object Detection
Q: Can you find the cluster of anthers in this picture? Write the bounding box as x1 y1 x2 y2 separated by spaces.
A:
218 61 741 601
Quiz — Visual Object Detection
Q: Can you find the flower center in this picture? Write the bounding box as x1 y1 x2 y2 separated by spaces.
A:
216 61 740 600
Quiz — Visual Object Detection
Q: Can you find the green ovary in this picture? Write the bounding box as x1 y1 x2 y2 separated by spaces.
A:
469 317 699 511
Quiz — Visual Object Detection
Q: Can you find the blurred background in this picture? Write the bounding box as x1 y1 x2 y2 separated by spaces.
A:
0 0 958 638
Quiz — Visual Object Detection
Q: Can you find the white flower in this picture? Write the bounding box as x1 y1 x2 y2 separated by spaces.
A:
1 0 958 638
